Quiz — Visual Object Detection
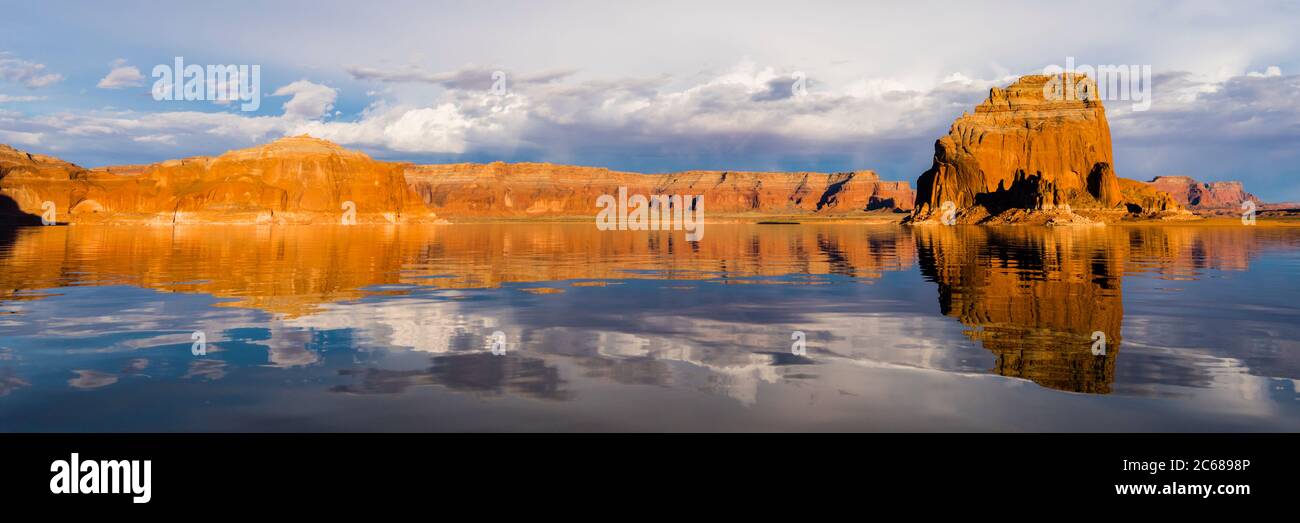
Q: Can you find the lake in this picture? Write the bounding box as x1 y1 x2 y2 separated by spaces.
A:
1 223 1298 431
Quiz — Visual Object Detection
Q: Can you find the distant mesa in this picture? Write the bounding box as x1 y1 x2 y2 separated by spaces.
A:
907 74 1190 225
405 163 914 219
1145 175 1261 212
2 136 915 225
1146 177 1296 217
1 135 433 225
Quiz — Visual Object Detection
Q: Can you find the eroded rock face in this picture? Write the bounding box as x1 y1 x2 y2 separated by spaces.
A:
1146 176 1261 210
4 137 913 224
1119 178 1182 214
1 136 436 224
0 144 89 223
405 163 914 218
1088 163 1123 208
908 74 1186 224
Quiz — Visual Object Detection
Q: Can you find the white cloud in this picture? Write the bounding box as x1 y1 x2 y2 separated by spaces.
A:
0 52 62 88
292 102 475 154
0 63 983 161
271 80 338 119
0 94 46 103
1247 66 1282 78
347 64 574 89
1110 70 1300 142
294 63 989 156
133 134 178 145
0 79 342 160
96 59 145 89
0 128 43 146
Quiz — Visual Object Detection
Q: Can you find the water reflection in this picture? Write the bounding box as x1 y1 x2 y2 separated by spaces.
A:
335 354 572 400
915 226 1124 393
0 223 1297 431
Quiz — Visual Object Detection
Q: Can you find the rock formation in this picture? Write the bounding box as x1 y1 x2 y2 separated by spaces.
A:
405 162 913 219
2 136 436 224
3 137 913 224
0 143 91 224
908 74 1188 224
1118 178 1183 215
1145 175 1260 210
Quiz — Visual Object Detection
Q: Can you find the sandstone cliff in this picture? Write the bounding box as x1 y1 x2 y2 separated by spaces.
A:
405 162 913 219
1 136 436 224
2 144 82 224
908 74 1188 224
4 137 913 224
1145 175 1260 210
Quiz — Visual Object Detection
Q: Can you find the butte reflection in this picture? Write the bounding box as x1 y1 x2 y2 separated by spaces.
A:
915 226 1122 393
914 225 1274 394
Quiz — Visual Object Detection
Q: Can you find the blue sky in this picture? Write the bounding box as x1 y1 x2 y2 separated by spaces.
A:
2 0 1299 201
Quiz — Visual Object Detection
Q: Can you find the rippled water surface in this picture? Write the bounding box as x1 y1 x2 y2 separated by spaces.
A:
1 223 1298 431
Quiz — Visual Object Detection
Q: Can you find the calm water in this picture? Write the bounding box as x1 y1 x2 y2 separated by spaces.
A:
1 223 1298 431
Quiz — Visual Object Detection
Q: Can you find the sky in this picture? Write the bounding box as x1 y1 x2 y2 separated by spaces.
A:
1 0 1298 201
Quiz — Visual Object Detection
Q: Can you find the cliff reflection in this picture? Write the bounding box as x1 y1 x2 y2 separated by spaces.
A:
0 223 1293 404
0 224 916 317
914 225 1292 393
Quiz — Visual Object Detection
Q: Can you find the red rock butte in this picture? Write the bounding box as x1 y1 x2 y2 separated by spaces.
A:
908 74 1187 225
